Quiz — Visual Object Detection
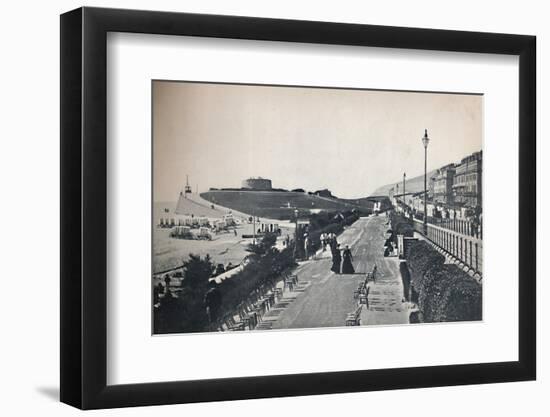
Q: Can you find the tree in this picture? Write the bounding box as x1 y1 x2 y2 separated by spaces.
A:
153 254 215 334
246 232 277 256
178 254 215 332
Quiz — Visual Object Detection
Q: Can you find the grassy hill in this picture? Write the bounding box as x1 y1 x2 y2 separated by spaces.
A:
370 169 438 197
200 190 373 220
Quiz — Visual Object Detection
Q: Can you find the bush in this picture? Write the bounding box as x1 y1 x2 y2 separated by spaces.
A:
217 245 296 316
399 261 411 301
421 265 482 322
246 232 278 255
406 240 445 287
404 241 482 323
389 212 414 240
154 254 214 334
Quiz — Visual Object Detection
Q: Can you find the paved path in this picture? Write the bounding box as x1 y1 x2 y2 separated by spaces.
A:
256 215 409 330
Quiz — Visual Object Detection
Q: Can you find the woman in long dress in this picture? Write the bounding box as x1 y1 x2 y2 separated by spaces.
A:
331 243 341 274
341 245 355 274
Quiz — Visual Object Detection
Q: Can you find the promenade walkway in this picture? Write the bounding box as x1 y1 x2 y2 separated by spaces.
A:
255 215 409 330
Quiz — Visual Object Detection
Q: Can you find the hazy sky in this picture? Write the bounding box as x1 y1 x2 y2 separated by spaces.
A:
153 81 482 201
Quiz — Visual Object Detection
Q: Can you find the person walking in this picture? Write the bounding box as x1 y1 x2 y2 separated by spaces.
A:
341 245 355 274
329 233 337 253
331 243 342 274
304 234 311 260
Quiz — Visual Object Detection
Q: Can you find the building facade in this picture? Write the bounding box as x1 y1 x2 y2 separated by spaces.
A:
432 163 456 205
241 177 272 190
452 151 482 208
313 189 334 198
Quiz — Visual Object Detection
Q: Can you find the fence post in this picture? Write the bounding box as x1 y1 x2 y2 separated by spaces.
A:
475 242 479 272
453 235 457 257
452 235 455 257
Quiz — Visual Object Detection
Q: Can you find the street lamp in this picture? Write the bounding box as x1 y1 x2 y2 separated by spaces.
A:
422 129 430 235
396 183 399 207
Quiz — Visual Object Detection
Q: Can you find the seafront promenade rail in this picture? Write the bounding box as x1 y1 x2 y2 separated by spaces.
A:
430 217 482 240
412 218 483 277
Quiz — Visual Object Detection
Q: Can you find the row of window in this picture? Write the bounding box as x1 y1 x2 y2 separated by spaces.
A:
455 172 478 184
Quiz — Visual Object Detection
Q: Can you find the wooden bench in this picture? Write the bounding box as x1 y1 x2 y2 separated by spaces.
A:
222 315 247 331
238 305 258 329
284 277 295 292
354 273 372 299
272 287 283 300
359 290 369 306
345 305 363 326
283 273 299 291
288 274 299 284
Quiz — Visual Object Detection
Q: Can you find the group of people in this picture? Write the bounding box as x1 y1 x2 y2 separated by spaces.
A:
330 240 355 275
298 232 355 274
320 232 338 251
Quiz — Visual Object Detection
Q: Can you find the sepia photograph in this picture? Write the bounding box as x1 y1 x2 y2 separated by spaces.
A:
152 80 483 335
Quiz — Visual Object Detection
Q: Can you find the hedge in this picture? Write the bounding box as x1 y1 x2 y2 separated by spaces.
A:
399 261 411 301
217 245 296 316
404 240 482 323
406 240 445 290
389 212 414 239
420 264 482 322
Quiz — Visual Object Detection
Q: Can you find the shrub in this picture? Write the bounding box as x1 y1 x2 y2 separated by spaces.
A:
389 212 414 239
395 221 414 237
246 232 277 255
404 241 482 323
217 245 296 316
422 265 482 322
399 261 411 301
154 254 214 334
406 240 445 290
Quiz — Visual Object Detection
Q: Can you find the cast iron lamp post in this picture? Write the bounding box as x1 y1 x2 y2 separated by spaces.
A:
396 183 399 207
422 129 430 235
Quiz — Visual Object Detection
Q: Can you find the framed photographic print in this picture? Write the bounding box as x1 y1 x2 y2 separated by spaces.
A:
60 7 536 409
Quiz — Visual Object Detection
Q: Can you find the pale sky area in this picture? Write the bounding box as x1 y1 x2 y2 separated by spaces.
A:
153 81 482 201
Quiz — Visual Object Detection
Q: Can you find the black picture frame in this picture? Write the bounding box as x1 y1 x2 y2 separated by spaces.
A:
60 6 536 410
